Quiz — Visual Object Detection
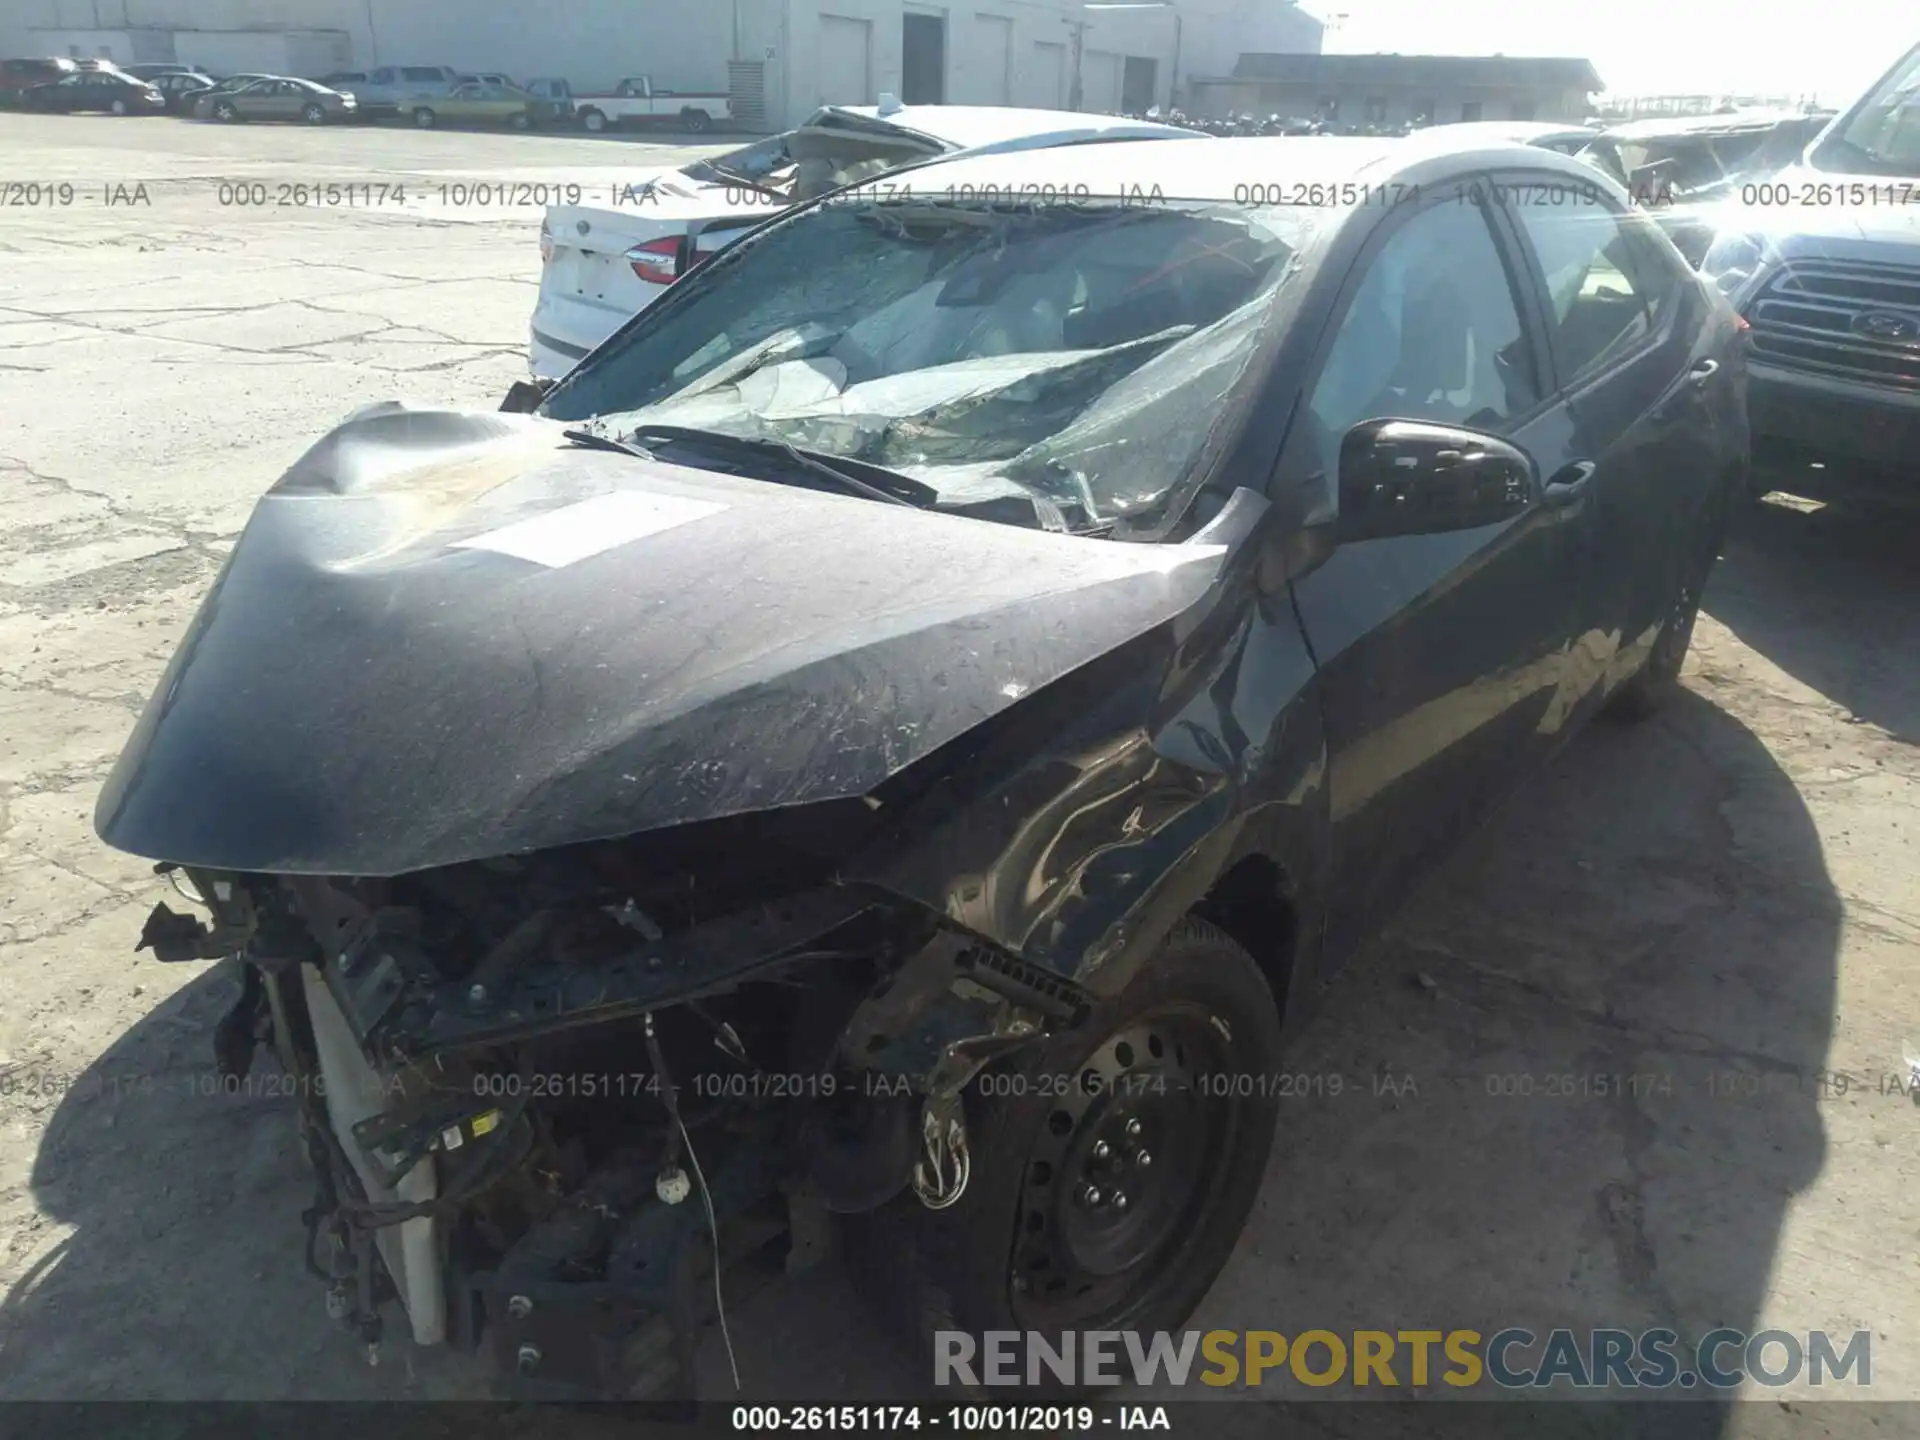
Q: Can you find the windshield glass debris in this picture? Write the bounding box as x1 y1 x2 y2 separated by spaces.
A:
543 199 1314 531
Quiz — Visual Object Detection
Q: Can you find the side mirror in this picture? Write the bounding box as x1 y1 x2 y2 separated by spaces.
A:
1335 419 1536 542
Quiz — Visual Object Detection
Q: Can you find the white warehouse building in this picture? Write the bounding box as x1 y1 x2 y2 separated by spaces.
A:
2 0 1322 128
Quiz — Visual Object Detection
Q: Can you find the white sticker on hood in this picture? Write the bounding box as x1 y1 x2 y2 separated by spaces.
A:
453 490 726 568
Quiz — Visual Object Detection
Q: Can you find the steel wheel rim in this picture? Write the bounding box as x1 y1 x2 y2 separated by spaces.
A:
1008 1007 1235 1328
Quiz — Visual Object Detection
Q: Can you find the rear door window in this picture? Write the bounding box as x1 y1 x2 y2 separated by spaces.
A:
1505 192 1657 387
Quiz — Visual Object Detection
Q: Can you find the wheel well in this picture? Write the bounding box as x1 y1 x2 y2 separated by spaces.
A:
1189 855 1297 1018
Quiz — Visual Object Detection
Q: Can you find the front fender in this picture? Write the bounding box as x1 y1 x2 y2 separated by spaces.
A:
853 550 1329 1006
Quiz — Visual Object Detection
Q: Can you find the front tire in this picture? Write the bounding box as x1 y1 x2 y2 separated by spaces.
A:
845 918 1282 1386
110 98 128 115
212 101 237 123
511 111 530 130
303 102 326 124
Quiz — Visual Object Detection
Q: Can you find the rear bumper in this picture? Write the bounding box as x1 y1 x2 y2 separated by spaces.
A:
528 326 590 382
526 286 664 380
1749 360 1920 506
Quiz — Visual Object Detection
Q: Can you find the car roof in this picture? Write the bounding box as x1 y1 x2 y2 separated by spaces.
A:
818 102 1204 149
888 132 1630 210
885 133 1514 202
1602 111 1808 141
1414 120 1600 146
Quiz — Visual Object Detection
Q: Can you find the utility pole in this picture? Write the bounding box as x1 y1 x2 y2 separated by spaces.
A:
1168 10 1182 111
1066 17 1088 111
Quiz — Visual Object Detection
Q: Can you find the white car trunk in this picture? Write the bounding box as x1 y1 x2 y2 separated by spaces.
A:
531 184 775 375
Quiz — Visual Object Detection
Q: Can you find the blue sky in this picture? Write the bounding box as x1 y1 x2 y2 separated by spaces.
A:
1299 1 1901 106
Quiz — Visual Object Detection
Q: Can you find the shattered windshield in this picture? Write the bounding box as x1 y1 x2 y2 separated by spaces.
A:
542 199 1312 532
1811 45 1920 177
682 115 945 203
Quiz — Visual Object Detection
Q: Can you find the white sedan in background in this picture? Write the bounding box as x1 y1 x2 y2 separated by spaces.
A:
527 97 1206 380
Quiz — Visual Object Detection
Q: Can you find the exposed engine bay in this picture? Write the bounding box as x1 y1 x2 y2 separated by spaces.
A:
141 809 1088 1399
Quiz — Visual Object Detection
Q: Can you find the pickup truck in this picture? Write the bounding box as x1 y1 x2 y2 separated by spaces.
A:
572 75 730 134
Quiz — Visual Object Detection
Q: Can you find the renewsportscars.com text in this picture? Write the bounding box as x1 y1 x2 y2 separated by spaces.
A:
935 1328 1871 1390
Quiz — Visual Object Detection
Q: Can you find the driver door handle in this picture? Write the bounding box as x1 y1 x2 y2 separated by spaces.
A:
1687 358 1720 386
1542 460 1597 508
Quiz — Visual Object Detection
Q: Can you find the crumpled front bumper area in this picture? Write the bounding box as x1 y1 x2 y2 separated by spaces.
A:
139 829 1085 1399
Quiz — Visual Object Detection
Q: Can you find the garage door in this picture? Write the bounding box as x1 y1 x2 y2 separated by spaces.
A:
1027 40 1065 108
817 14 872 107
973 13 1012 106
1081 48 1122 113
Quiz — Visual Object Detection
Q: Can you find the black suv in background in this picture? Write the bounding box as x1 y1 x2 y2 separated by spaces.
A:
1699 42 1920 510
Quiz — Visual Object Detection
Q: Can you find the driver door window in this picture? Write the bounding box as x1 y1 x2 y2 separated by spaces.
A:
1303 195 1540 482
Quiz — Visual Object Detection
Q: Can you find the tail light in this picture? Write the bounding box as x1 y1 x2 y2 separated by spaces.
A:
538 218 553 264
625 236 680 286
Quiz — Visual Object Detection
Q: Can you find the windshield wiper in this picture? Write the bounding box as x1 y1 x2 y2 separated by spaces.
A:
561 427 650 460
578 422 926 509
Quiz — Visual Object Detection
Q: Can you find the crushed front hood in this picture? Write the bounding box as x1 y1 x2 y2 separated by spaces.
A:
96 404 1225 876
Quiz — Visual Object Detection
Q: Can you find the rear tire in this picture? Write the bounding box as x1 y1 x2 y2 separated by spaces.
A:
580 107 607 133
1605 494 1729 721
511 112 530 130
843 918 1282 1391
682 107 712 133
413 106 435 129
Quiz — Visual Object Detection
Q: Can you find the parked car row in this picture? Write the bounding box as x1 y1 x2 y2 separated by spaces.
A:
1 56 730 132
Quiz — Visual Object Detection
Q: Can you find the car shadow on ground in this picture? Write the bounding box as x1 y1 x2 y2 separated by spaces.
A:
1174 682 1840 1437
4 666 1839 1425
1707 495 1920 745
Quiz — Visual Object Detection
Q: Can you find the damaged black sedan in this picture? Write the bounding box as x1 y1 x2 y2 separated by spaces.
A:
96 134 1749 1398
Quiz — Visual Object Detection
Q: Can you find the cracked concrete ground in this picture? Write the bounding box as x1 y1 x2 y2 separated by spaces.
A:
1 112 1917 1431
